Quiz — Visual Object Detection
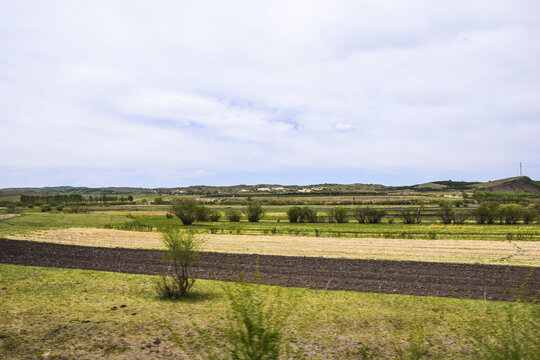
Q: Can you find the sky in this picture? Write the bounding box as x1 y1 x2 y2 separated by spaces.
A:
1 0 539 188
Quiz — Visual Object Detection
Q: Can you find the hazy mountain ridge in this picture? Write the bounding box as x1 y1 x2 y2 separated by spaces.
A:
1 176 538 197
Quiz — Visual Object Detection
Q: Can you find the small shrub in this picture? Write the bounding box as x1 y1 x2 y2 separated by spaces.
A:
437 202 455 224
208 209 221 222
453 210 470 225
522 208 537 224
499 204 526 225
155 230 200 298
286 206 303 223
475 202 500 224
225 209 242 222
244 203 266 222
401 207 421 224
328 207 348 223
353 206 386 223
301 206 318 223
196 205 212 221
223 281 293 360
171 198 199 225
287 206 317 223
364 207 387 224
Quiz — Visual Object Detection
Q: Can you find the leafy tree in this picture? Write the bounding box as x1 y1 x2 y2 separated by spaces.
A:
453 210 470 225
286 206 303 223
437 202 455 224
352 207 367 223
328 206 348 223
155 230 200 298
300 206 318 223
475 202 500 224
153 197 165 205
171 198 199 225
352 206 387 224
225 209 242 222
401 207 422 224
196 205 211 221
244 203 266 222
498 204 525 225
522 208 538 224
208 208 222 222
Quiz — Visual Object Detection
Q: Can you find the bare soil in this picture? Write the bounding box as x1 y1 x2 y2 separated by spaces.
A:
1 238 538 301
0 214 20 220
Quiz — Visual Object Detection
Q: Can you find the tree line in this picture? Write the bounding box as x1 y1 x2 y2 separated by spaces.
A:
168 199 538 225
19 194 134 206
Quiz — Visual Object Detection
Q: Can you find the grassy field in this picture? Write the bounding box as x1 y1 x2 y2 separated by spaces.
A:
9 228 540 267
0 213 131 237
109 214 540 241
2 212 540 241
1 264 538 359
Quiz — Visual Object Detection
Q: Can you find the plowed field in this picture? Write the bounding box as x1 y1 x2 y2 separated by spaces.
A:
1 238 538 301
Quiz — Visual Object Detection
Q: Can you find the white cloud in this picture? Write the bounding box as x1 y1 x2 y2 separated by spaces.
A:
1 0 539 187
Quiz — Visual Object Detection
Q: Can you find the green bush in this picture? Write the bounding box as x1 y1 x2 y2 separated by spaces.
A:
522 208 538 224
225 209 242 222
171 198 199 225
400 207 421 224
437 202 455 224
223 281 292 360
196 205 212 221
286 206 317 223
244 203 266 222
328 206 348 223
352 207 367 223
499 204 525 225
155 230 200 298
453 210 470 225
352 206 387 224
475 202 500 224
286 206 303 223
208 209 222 222
300 206 318 223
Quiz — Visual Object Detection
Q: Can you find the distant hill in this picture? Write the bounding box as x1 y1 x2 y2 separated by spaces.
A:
473 176 540 194
414 180 480 191
1 176 539 197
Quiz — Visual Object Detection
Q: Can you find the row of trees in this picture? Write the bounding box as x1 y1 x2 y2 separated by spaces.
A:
20 194 133 207
474 202 537 225
168 199 538 225
170 199 266 225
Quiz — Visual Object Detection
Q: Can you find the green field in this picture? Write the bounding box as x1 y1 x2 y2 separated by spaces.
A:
3 212 539 241
1 264 538 359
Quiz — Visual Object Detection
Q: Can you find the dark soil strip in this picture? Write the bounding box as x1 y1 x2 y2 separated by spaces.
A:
1 238 538 301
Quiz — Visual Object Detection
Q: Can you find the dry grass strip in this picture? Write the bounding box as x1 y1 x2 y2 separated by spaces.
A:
8 228 540 266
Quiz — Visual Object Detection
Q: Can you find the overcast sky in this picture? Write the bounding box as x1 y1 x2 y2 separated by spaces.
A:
1 1 539 188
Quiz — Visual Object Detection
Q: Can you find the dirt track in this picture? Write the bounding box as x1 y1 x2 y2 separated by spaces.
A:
1 238 538 301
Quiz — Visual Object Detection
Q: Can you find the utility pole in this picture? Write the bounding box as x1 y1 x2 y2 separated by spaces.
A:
520 162 522 176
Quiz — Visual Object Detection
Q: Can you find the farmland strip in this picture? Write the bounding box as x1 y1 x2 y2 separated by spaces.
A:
0 238 538 301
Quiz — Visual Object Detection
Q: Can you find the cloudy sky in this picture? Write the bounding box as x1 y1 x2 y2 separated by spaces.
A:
1 1 539 188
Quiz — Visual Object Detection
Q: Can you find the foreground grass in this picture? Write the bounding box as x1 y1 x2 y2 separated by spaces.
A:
9 228 540 266
1 264 538 359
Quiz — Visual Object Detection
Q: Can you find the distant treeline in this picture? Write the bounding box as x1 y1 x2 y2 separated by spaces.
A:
20 194 133 206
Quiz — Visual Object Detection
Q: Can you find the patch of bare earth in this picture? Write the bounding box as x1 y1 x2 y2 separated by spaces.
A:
1 238 538 301
7 228 540 266
0 214 21 220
